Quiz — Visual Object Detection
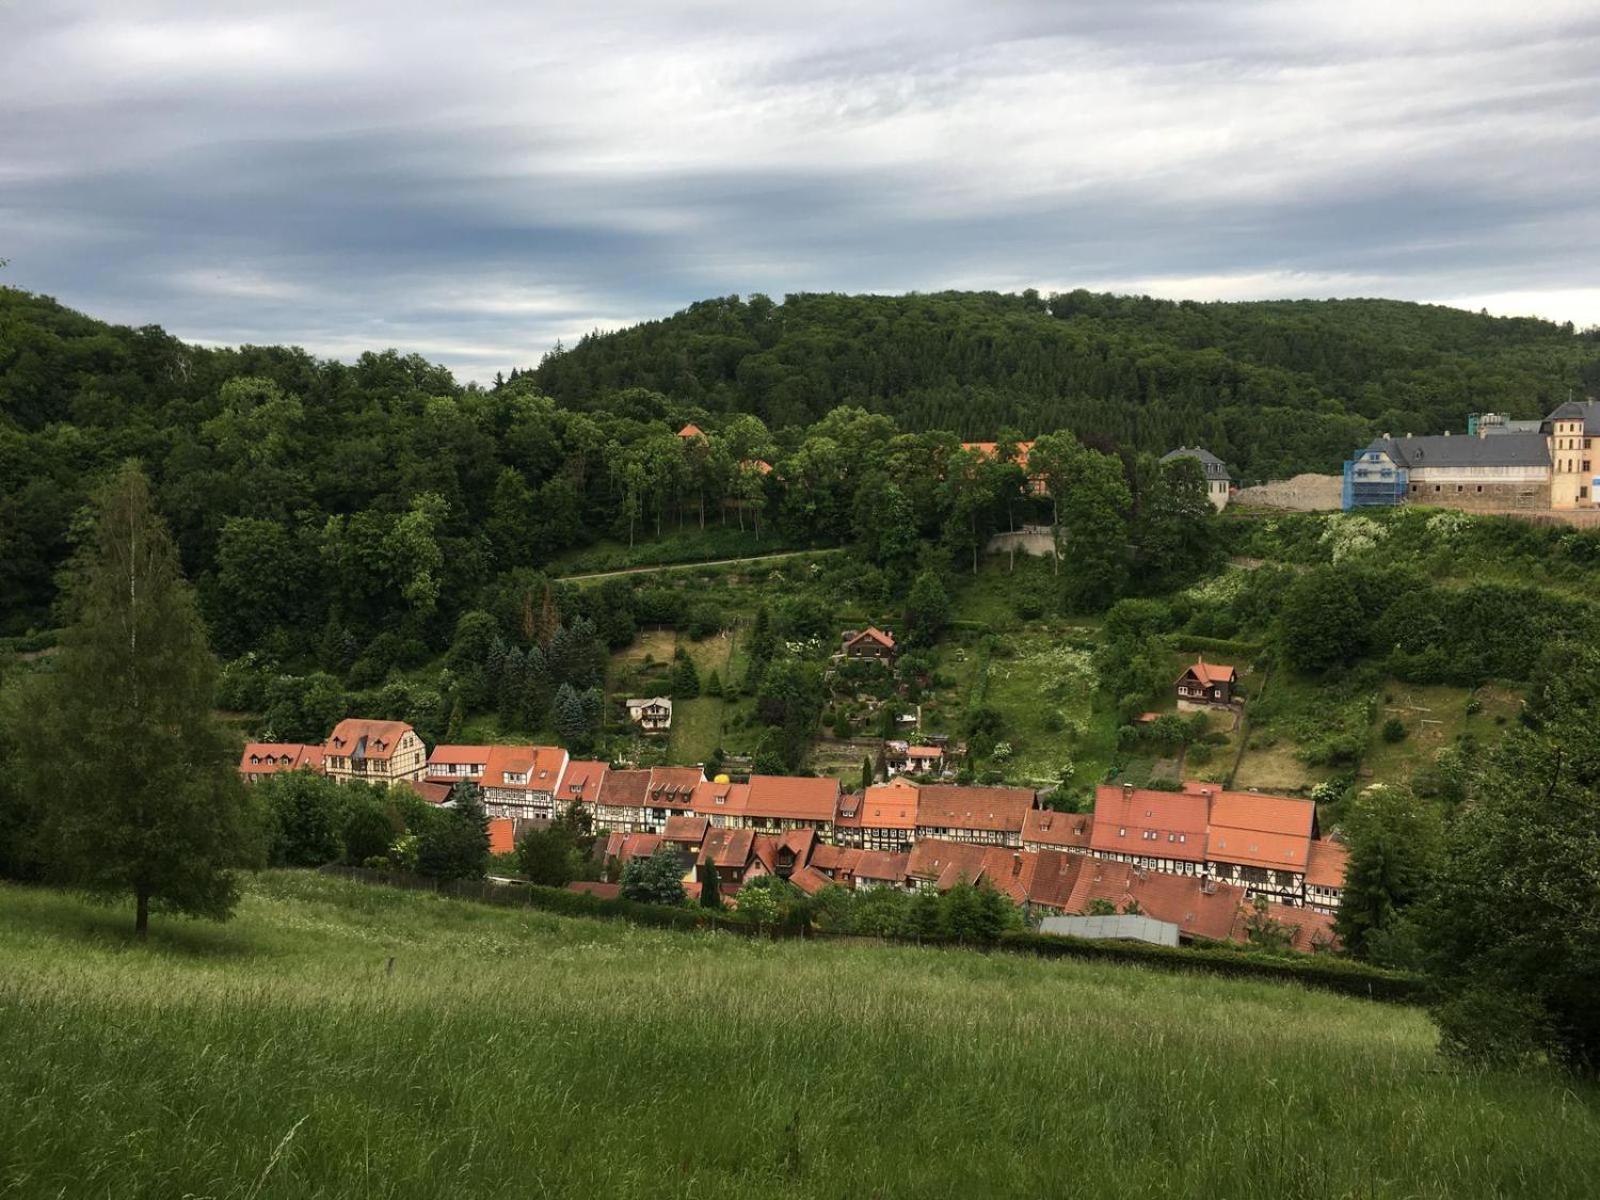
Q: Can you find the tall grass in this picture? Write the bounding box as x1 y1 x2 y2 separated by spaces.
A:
1 872 1596 1198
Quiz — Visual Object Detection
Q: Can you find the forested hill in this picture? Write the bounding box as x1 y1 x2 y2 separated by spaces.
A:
533 290 1600 475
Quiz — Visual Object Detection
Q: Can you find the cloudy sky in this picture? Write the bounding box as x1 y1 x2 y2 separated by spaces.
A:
5 1 1599 383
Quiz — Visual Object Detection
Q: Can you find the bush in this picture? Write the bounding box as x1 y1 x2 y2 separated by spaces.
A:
1381 716 1407 743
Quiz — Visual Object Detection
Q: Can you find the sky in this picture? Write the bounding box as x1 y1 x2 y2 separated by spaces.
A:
4 0 1600 384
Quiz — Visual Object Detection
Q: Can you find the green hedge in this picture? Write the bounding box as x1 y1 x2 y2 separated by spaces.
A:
0 630 58 654
1167 634 1265 658
321 866 1426 1004
997 930 1426 1003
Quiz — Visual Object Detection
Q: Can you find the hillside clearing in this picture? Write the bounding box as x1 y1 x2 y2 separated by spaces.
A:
1 874 1597 1199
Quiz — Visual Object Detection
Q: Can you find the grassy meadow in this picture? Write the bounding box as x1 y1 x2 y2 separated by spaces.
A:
3 873 1599 1199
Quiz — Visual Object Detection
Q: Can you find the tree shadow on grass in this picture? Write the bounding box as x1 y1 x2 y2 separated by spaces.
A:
1 882 265 961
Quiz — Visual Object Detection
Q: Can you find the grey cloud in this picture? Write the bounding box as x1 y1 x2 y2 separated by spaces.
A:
4 1 1600 384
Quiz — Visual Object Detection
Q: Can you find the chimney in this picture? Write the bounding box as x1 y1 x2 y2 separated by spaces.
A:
1012 853 1023 877
1122 783 1134 802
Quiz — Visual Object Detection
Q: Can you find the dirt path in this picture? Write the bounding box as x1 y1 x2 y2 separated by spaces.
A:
560 547 840 581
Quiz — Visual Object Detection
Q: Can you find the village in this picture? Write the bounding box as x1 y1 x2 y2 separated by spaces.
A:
240 658 1350 953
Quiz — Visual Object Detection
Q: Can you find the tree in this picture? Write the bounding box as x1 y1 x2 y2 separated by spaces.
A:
9 463 258 937
1057 448 1130 611
417 783 490 881
1334 785 1445 960
671 647 701 698
620 845 687 906
700 859 723 908
902 570 950 649
861 756 874 792
260 771 345 867
1279 567 1366 674
736 883 779 929
518 825 578 888
1419 658 1600 1073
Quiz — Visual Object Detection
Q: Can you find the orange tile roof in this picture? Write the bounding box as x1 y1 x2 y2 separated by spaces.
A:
427 744 493 767
907 838 989 884
691 779 750 818
1179 657 1236 687
326 719 413 762
857 784 919 830
644 766 704 808
488 817 517 856
961 440 1035 470
556 760 609 805
1022 808 1094 850
677 422 706 439
745 775 840 823
915 785 1034 834
239 743 324 776
1024 849 1086 911
613 833 663 862
779 827 817 863
1205 788 1315 871
845 626 896 651
1090 784 1208 862
1305 839 1350 889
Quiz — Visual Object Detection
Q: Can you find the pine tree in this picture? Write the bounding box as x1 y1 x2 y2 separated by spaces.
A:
553 682 589 743
861 756 874 792
700 858 722 908
704 669 724 698
671 647 701 698
11 463 257 937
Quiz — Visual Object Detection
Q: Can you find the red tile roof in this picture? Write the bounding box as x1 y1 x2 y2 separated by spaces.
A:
915 785 1035 835
1234 902 1341 952
398 779 454 806
700 828 755 870
789 865 835 896
1022 808 1093 850
1023 849 1086 911
662 815 710 845
907 839 989 885
961 440 1035 471
612 833 663 862
677 423 706 439
600 769 652 810
644 766 704 809
1305 839 1350 890
744 775 840 823
811 844 864 875
326 719 414 762
851 850 906 883
239 743 324 777
1090 784 1208 862
480 744 568 792
566 880 622 900
779 827 817 864
1067 859 1243 941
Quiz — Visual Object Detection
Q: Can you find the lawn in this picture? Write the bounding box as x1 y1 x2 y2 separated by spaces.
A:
1362 681 1523 784
3 873 1599 1199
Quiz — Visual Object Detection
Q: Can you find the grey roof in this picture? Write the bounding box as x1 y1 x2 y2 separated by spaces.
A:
1039 914 1181 947
1162 446 1229 480
1364 432 1549 470
1544 399 1600 434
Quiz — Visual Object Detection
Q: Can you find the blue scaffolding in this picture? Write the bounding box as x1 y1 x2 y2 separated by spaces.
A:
1342 450 1408 510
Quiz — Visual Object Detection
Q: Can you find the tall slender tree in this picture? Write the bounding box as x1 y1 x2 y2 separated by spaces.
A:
13 462 258 937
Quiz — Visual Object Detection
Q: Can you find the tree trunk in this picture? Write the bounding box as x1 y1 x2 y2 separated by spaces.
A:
134 888 150 939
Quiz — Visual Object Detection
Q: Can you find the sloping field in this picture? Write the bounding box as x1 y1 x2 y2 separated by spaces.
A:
1 873 1597 1199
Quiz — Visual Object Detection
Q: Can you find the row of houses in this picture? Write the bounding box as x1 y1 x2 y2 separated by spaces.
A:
240 719 1348 918
598 821 1339 953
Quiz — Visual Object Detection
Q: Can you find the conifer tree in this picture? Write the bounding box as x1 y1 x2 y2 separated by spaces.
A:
11 463 257 937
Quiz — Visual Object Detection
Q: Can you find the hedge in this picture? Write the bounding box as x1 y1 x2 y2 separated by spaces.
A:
1167 634 1266 658
320 866 1427 1004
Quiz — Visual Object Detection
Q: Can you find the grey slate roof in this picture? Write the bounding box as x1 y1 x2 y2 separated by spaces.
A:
1365 432 1549 470
1544 399 1600 434
1161 446 1230 480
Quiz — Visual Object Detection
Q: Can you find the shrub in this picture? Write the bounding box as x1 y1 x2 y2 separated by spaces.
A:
1381 716 1407 743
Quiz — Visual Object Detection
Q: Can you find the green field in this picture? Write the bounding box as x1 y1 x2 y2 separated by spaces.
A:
3 874 1598 1198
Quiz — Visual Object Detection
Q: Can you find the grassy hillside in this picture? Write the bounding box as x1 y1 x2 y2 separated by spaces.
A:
3 874 1597 1198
